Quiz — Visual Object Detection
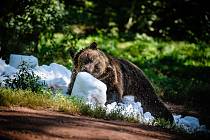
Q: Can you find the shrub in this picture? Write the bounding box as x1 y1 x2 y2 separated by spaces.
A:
3 61 45 92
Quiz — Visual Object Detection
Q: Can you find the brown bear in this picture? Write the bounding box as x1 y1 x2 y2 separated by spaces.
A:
68 42 174 123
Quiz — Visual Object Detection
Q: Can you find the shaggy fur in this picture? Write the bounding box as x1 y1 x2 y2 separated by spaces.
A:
68 42 174 123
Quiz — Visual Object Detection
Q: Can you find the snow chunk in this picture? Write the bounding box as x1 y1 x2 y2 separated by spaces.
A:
0 59 17 76
144 112 155 123
122 95 135 104
173 115 209 134
9 54 38 68
0 59 17 86
106 96 154 124
1 55 71 94
72 72 107 106
33 63 71 94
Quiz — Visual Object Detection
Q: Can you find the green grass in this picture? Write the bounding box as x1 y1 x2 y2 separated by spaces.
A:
0 87 167 124
0 87 140 122
0 88 78 113
76 33 210 67
0 87 200 134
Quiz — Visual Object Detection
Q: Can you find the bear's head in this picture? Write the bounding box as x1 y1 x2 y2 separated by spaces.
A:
73 42 109 79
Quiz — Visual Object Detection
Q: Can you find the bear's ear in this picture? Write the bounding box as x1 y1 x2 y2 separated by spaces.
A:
88 42 97 49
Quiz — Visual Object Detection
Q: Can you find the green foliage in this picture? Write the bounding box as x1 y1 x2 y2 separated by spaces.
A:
7 0 65 34
65 0 210 42
153 118 174 129
37 30 78 67
3 61 45 92
1 0 66 61
79 105 107 119
1 0 209 62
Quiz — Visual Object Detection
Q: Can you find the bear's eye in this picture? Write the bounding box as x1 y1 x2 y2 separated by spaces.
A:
88 58 94 63
89 57 94 62
82 58 92 64
95 63 100 70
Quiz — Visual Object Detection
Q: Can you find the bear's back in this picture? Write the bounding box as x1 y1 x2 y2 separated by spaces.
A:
117 59 156 100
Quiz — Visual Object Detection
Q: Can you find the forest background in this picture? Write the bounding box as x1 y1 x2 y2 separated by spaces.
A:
0 0 210 126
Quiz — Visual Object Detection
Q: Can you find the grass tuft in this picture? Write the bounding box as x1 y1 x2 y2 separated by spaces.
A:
0 88 77 114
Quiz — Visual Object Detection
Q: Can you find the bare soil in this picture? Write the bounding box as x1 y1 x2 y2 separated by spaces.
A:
0 106 209 140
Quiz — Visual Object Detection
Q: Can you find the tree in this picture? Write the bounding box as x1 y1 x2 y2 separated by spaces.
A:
0 0 65 60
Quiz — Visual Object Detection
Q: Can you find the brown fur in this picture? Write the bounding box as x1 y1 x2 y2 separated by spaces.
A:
68 42 174 123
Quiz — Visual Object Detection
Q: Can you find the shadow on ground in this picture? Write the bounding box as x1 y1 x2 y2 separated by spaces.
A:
0 107 209 140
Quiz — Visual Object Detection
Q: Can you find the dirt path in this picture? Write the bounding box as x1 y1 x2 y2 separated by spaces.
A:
0 107 208 140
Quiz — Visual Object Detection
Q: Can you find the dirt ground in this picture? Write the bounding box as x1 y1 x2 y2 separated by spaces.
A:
0 106 209 140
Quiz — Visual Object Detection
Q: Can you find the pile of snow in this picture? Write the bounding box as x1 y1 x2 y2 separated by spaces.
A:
9 54 38 68
0 55 71 94
0 59 17 86
33 63 71 94
0 59 17 75
174 115 209 134
106 97 154 124
0 54 209 134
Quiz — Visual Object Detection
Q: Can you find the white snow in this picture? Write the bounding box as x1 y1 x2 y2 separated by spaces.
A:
0 55 71 94
173 115 209 134
0 59 17 75
105 96 154 124
71 72 107 106
0 59 17 87
0 54 209 134
9 54 38 68
33 63 71 94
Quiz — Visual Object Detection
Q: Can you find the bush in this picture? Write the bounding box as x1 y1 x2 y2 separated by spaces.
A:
1 0 66 61
3 61 45 92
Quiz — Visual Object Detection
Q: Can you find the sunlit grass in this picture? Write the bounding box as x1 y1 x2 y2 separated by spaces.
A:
0 88 79 114
0 87 182 133
0 88 139 122
76 34 210 67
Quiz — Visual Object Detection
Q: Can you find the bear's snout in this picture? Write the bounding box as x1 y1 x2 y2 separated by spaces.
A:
81 64 94 73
